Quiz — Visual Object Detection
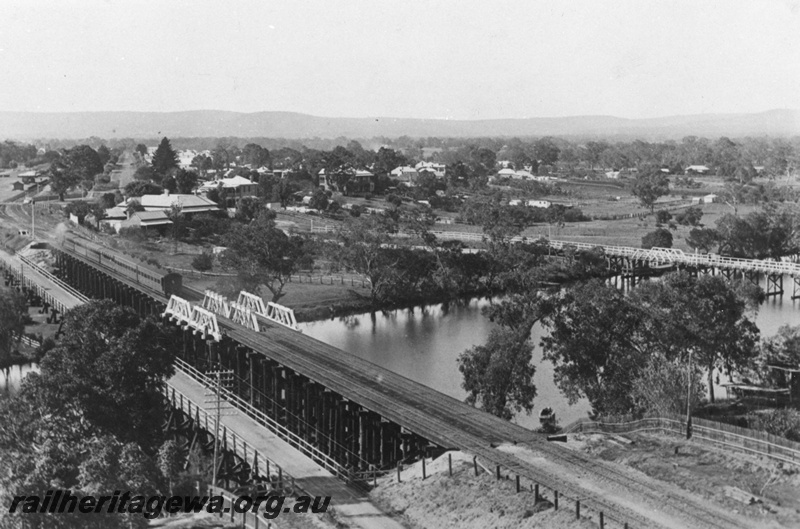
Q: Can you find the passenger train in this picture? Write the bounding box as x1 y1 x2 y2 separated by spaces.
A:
58 233 183 298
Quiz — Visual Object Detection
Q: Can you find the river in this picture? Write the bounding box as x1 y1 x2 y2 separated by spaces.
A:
301 279 800 432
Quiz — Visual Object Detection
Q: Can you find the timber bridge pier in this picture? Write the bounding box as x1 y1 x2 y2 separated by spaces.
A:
35 232 760 529
431 230 800 298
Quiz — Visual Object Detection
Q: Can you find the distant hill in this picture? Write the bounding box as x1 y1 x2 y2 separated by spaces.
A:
0 109 797 140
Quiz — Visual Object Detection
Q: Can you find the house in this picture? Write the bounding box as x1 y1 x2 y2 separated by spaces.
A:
120 210 173 233
0 170 12 178
685 165 710 175
691 194 718 205
415 162 446 179
496 168 517 179
526 200 551 208
390 166 419 185
198 175 258 204
605 171 621 179
136 192 220 216
12 181 25 191
18 170 38 183
318 168 375 195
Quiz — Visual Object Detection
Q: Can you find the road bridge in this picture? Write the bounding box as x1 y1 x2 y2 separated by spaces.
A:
47 235 756 529
430 230 800 297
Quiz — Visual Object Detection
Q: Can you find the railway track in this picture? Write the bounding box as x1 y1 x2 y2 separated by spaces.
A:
55 247 756 529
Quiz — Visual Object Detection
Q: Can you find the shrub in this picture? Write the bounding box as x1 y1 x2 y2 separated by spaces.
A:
191 251 214 272
747 409 800 442
641 228 673 249
655 209 672 224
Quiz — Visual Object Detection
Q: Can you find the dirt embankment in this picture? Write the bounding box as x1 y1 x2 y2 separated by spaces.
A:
567 432 800 528
370 452 596 529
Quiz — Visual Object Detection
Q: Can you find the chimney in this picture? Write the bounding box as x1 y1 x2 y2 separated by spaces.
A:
163 189 170 196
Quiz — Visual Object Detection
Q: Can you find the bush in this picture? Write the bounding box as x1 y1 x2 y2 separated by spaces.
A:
747 409 800 442
641 228 673 249
191 251 214 272
675 206 703 226
655 209 672 225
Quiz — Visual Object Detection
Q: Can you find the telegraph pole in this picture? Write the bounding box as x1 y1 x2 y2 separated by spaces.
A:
686 349 693 439
205 369 234 487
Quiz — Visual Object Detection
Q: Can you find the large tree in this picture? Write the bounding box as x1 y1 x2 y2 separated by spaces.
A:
150 137 179 177
458 328 537 420
49 145 104 200
221 211 311 302
0 287 27 372
38 300 174 447
631 169 670 212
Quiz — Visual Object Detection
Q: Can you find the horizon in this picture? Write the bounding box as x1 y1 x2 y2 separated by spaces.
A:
0 108 797 121
2 1 799 120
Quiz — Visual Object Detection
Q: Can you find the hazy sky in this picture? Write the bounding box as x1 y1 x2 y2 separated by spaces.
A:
1 0 799 119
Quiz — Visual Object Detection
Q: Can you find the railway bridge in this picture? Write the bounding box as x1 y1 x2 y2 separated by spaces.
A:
45 234 755 529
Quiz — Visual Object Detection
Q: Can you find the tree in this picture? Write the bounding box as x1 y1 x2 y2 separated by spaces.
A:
166 204 183 252
100 192 117 209
242 143 271 168
685 227 720 253
37 300 174 448
150 137 179 177
458 328 537 420
174 168 199 194
533 137 560 166
335 215 397 301
89 202 107 230
641 227 673 249
135 143 148 157
124 180 163 197
631 353 705 416
674 206 703 226
631 170 670 212
631 273 760 403
541 280 648 415
307 189 329 212
65 199 92 224
221 211 311 302
96 145 111 166
234 196 261 222
133 165 156 182
655 209 672 225
49 145 103 200
0 287 26 372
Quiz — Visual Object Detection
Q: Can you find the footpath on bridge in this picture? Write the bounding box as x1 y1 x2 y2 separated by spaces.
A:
0 246 85 312
168 370 406 529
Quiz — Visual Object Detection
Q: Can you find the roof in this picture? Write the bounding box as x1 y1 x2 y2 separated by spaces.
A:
139 193 219 212
18 170 37 177
129 210 173 226
199 175 255 191
498 168 516 175
104 206 127 219
686 165 710 171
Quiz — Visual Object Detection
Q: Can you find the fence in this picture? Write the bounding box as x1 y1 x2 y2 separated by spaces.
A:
173 358 363 483
393 450 630 529
165 265 236 278
562 414 800 466
287 273 371 288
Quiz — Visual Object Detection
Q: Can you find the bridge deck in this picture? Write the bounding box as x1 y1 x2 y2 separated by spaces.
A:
0 247 85 312
57 244 753 529
168 370 405 529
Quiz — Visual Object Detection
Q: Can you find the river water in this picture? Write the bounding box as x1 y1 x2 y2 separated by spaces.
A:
301 278 800 431
0 363 39 394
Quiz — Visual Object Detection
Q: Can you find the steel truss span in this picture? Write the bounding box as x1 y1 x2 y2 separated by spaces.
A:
50 239 753 529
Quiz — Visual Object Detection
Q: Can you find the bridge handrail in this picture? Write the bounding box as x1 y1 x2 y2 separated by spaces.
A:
162 382 304 496
173 357 357 482
17 253 90 303
427 231 800 275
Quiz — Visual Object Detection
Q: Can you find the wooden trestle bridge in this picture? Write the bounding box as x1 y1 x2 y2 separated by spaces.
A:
40 236 758 529
431 230 800 297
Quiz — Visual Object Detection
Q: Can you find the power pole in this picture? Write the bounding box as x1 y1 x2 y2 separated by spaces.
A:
205 369 235 487
686 349 693 439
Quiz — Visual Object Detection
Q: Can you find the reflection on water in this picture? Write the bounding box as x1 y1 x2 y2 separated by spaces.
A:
0 363 39 395
301 279 799 431
301 297 593 430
